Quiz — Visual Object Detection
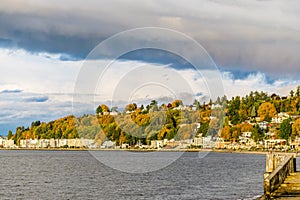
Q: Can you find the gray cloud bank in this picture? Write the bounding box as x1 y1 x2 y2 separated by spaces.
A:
0 0 299 79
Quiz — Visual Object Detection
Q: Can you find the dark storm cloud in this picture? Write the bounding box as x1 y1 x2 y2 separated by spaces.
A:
0 0 299 78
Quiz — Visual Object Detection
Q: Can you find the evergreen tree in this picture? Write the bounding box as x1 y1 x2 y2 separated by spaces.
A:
279 119 292 141
7 130 12 140
250 106 257 118
251 124 263 142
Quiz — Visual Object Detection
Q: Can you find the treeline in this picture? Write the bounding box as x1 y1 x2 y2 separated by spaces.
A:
8 86 300 145
221 86 300 142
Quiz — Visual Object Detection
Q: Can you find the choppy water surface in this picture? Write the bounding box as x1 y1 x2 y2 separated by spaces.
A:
0 150 267 200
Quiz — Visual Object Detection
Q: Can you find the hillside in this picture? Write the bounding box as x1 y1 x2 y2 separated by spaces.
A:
8 86 300 146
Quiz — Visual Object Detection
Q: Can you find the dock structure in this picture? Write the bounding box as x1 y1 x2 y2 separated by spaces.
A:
261 152 300 199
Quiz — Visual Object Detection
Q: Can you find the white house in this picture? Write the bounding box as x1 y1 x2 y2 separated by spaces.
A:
272 112 290 124
258 121 268 129
264 139 287 149
101 140 115 148
242 132 252 138
150 140 164 149
1 138 15 148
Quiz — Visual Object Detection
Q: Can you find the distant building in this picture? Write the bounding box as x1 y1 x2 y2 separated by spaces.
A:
202 136 217 148
258 121 268 130
192 137 203 147
173 105 186 111
0 138 15 148
19 138 95 148
121 143 129 149
109 111 119 116
272 112 290 124
264 139 286 149
150 140 164 149
291 136 300 151
101 140 115 149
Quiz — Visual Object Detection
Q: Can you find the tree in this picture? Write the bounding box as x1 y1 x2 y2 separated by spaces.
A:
171 100 183 108
257 102 277 122
227 96 241 125
100 104 110 113
292 118 300 137
7 130 12 139
193 99 201 110
208 118 220 136
124 103 137 112
220 125 231 141
197 121 209 136
290 90 294 98
231 126 241 141
250 106 257 118
278 119 292 141
296 86 300 97
251 124 263 142
149 100 158 111
96 105 103 115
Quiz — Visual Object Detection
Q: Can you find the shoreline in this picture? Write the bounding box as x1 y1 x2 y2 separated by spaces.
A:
1 148 298 156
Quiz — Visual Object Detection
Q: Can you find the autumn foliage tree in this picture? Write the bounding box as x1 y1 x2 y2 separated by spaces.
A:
220 125 231 141
257 102 277 122
292 118 300 137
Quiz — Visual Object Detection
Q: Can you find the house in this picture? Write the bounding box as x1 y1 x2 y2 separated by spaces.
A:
242 132 252 138
202 136 217 148
50 138 59 148
20 139 26 148
265 132 276 138
20 139 39 148
101 140 115 148
291 136 300 151
2 139 15 148
58 139 67 147
38 139 50 148
173 105 185 111
264 139 287 149
121 143 129 149
258 121 268 130
191 105 197 111
215 141 231 149
211 104 222 109
0 137 3 148
110 111 119 116
272 112 290 124
150 140 164 149
192 137 203 147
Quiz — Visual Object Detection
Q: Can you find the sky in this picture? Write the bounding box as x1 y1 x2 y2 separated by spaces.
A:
0 0 300 135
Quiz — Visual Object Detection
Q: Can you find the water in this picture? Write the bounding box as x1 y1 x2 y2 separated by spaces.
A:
0 150 266 200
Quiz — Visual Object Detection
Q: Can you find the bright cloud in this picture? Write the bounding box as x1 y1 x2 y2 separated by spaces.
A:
0 47 299 135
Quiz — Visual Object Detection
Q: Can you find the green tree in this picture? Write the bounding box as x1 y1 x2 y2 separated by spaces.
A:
227 96 241 125
296 86 300 97
7 130 12 139
96 105 103 115
278 119 292 141
250 106 257 118
197 121 209 136
290 90 294 98
251 124 264 142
